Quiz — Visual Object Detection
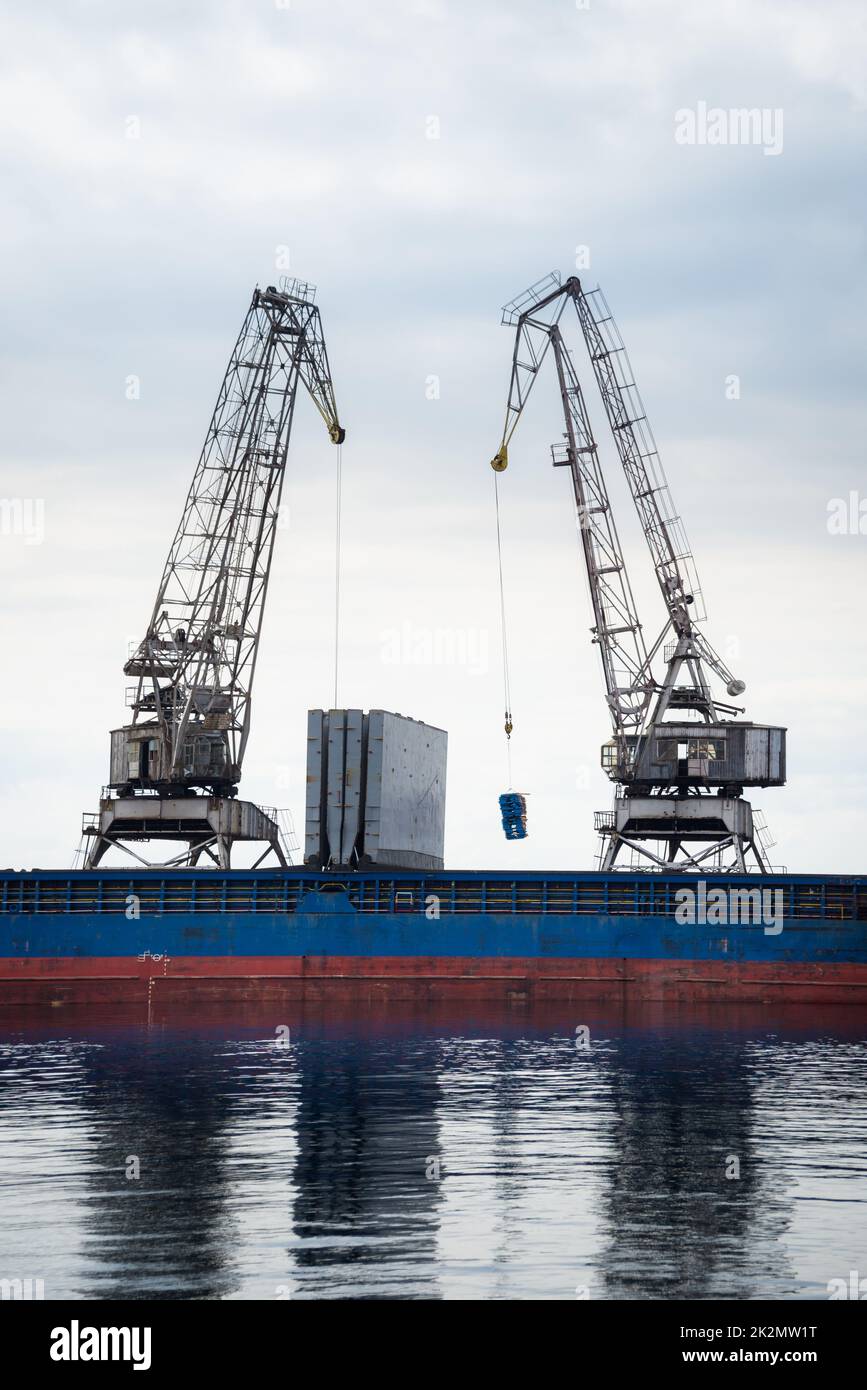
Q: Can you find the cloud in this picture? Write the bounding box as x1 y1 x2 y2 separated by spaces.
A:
1 0 865 870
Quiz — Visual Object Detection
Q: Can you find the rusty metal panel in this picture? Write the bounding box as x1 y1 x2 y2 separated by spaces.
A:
304 710 325 864
744 727 769 780
326 710 346 864
770 727 783 780
363 711 447 870
340 709 364 863
109 729 129 785
322 708 365 866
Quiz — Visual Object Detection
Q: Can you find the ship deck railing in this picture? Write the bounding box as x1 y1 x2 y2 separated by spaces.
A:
1 873 865 922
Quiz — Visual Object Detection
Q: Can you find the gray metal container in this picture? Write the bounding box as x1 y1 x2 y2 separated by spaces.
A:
305 709 447 870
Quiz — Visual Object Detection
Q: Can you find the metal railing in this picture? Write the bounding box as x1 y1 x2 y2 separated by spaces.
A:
1 872 862 922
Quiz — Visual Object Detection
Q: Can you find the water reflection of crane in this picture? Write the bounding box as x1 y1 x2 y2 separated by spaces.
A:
595 1018 794 1299
58 1005 803 1299
76 1025 239 1299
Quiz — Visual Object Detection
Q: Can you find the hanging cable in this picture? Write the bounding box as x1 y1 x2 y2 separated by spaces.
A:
493 469 514 787
333 441 342 709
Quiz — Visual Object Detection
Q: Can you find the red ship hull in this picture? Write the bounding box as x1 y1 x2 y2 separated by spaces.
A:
2 954 866 1006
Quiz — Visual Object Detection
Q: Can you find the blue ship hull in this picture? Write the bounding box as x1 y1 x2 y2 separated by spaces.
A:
1 867 865 1005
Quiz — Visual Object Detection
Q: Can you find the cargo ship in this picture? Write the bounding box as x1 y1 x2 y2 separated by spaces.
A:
1 868 865 1006
3 276 863 1009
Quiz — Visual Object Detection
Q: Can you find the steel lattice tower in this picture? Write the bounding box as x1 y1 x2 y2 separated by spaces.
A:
83 279 344 869
491 274 785 872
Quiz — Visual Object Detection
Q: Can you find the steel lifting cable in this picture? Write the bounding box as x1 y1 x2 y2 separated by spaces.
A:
333 442 342 709
493 469 514 788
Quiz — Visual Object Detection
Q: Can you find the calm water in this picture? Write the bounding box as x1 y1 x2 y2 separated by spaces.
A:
0 1002 865 1301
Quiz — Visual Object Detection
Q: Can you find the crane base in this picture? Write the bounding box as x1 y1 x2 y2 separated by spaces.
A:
596 795 771 873
81 796 289 870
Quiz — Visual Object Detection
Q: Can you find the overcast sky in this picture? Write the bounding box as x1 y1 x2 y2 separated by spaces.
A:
0 0 865 873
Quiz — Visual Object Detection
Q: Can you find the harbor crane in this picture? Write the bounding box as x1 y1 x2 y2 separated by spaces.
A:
83 278 344 869
491 273 785 872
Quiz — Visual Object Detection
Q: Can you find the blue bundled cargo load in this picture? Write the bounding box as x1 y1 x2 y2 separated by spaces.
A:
499 792 528 840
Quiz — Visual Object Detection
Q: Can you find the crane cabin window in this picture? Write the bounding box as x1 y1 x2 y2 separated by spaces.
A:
689 738 726 762
600 742 636 769
655 737 726 763
655 738 680 764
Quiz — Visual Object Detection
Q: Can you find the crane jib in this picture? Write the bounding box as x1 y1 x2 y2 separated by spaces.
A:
489 273 786 872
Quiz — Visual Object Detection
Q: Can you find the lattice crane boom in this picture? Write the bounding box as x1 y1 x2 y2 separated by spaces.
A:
573 285 743 701
491 276 653 744
123 278 344 794
491 275 747 736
